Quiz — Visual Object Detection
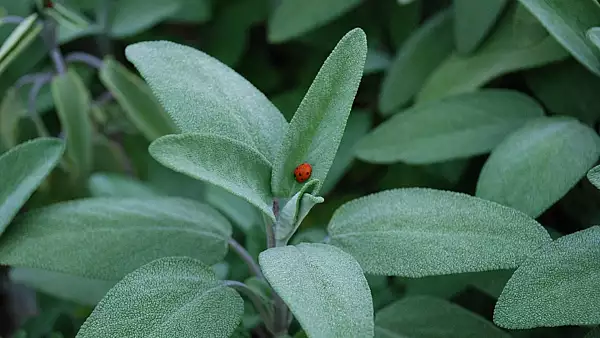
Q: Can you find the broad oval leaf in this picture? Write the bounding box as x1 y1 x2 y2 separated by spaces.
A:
0 197 232 280
271 28 367 197
125 40 287 163
0 13 42 76
376 296 510 338
77 257 243 337
476 117 600 218
51 69 93 180
259 243 374 338
99 57 178 141
88 173 161 197
357 90 544 164
268 0 363 43
494 226 600 329
327 188 551 277
0 88 24 150
519 0 600 76
418 4 569 102
379 9 454 115
150 133 275 221
588 165 600 190
454 0 509 54
0 138 64 235
110 0 180 38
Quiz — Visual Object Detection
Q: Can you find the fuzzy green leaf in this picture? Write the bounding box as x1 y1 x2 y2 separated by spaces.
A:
328 188 551 277
271 28 367 198
454 0 509 54
588 27 600 51
0 138 64 235
418 5 569 102
149 133 275 221
110 0 180 38
276 180 324 246
0 13 42 76
125 40 287 163
477 117 600 218
379 9 453 115
76 257 243 337
170 0 212 23
268 0 363 43
358 90 544 164
259 243 374 338
88 173 161 197
0 197 231 280
99 57 178 141
205 184 261 234
494 226 600 329
0 88 24 150
519 0 600 76
51 69 93 180
376 296 510 338
588 165 600 190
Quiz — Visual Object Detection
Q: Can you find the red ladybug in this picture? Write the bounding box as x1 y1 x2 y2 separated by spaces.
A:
44 0 54 8
294 163 312 183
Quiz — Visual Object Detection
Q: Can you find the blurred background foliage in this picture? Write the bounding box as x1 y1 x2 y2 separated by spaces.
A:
0 0 599 337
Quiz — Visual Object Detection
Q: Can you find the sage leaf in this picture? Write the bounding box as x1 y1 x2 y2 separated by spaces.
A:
76 257 243 337
357 90 544 164
170 0 212 23
494 226 600 329
271 28 367 197
126 40 287 163
205 184 261 234
268 0 363 43
0 88 24 150
375 296 510 337
259 243 374 338
454 0 509 54
276 180 324 246
150 133 275 221
0 138 64 235
0 13 42 76
519 0 600 76
110 0 180 38
0 197 231 280
418 4 569 102
588 27 600 50
588 165 600 190
99 57 178 141
51 69 93 180
476 117 600 218
379 9 453 115
88 173 161 197
328 188 551 277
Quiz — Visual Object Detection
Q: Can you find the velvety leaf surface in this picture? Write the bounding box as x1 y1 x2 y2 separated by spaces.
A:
271 28 367 197
76 257 243 337
88 173 161 197
204 183 261 234
418 5 569 102
149 133 274 220
494 226 600 329
379 9 453 114
327 188 551 277
51 69 93 179
357 90 544 164
375 296 509 337
0 138 64 235
276 180 324 246
588 165 600 190
268 0 362 43
259 243 374 338
454 0 509 54
0 197 231 280
126 40 287 163
477 117 600 217
519 0 600 75
99 57 178 141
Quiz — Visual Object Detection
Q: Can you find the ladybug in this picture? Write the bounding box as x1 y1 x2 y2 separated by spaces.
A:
294 163 312 183
43 0 54 8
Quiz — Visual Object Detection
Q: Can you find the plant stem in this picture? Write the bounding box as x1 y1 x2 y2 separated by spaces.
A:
14 72 53 90
222 280 274 333
228 238 264 280
49 48 67 74
96 0 113 55
65 52 104 69
41 20 67 74
269 199 290 336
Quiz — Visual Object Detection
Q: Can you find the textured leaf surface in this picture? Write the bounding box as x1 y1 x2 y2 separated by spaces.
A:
0 197 231 280
276 180 324 246
454 0 508 54
375 296 509 337
418 5 569 102
0 138 64 235
268 0 362 43
519 0 600 75
588 165 600 190
51 69 93 179
126 40 287 163
0 88 23 150
357 90 543 164
77 257 243 338
110 0 180 38
328 188 551 277
494 226 600 329
99 57 177 141
477 117 600 217
259 243 374 338
150 133 274 220
204 184 261 234
379 9 453 114
271 28 367 197
88 173 161 197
